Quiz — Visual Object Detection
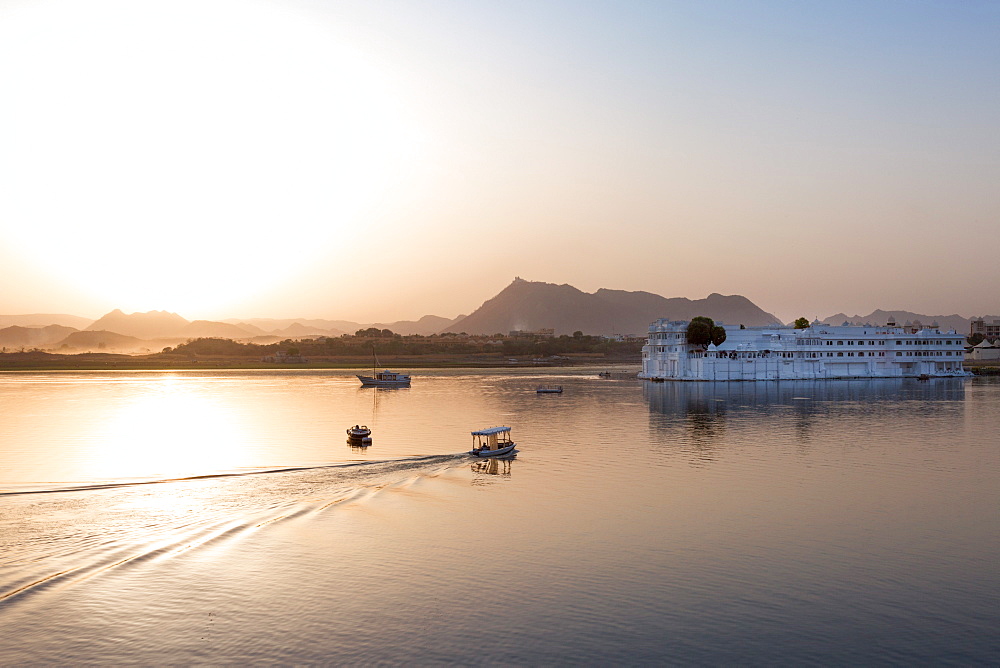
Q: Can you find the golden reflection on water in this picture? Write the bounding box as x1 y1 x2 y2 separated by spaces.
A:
88 377 252 482
0 370 513 489
0 374 276 487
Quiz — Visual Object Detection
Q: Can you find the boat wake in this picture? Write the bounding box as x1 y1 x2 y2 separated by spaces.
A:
0 454 468 609
0 453 466 497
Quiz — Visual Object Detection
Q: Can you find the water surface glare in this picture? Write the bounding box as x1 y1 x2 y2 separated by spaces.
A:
0 370 997 664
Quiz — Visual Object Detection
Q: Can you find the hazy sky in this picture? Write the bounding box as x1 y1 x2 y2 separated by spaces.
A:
1 0 997 324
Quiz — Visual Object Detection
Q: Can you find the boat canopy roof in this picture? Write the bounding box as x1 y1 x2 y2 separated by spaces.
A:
471 426 511 436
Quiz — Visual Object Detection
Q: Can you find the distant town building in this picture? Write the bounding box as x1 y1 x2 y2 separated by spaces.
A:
640 319 967 381
262 350 307 364
509 328 555 338
970 318 1000 341
602 334 643 343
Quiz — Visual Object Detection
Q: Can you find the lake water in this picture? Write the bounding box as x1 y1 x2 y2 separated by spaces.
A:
1 369 997 664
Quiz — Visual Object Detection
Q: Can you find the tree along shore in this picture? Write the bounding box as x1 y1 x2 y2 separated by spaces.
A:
0 332 642 370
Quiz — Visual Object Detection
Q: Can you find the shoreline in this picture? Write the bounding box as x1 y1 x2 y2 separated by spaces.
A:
0 352 641 372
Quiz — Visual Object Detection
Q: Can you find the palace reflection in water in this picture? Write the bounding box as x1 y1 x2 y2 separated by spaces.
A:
643 378 968 465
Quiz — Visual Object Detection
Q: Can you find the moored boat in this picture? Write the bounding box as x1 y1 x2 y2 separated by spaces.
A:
469 426 517 457
536 385 563 393
357 370 411 387
347 424 372 447
347 425 371 439
358 347 411 387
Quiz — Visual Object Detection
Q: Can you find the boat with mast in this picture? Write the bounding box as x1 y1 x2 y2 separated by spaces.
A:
357 347 411 387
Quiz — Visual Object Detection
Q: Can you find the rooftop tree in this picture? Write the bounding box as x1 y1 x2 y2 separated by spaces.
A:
687 316 726 348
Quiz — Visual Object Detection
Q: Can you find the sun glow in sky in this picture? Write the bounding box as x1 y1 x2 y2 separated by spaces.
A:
1 0 998 323
0 0 421 316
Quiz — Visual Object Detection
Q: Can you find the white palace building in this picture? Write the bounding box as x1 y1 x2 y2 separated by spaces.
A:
640 319 968 381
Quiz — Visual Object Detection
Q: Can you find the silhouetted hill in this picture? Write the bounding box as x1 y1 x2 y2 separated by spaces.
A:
87 309 189 338
53 330 154 353
176 320 257 339
371 314 466 336
230 322 271 336
0 325 78 349
819 309 996 333
442 278 780 336
274 323 339 338
0 314 92 329
225 315 464 337
223 318 349 337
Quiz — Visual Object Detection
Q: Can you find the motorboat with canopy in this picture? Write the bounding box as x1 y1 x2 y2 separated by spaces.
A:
469 426 517 457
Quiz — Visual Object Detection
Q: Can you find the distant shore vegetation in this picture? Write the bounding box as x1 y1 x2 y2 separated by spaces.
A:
164 330 641 359
0 331 643 370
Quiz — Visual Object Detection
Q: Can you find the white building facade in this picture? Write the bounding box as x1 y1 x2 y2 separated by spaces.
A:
640 319 968 381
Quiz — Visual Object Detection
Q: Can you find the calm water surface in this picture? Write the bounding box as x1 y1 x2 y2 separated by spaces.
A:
0 369 997 664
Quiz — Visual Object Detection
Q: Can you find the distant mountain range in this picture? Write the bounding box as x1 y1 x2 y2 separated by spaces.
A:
1 279 994 353
57 330 154 352
0 310 468 353
819 309 998 334
0 314 92 329
442 278 780 335
86 309 189 338
0 325 78 348
221 314 464 338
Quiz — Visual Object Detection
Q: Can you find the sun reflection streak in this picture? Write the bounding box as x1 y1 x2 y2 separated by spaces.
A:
87 377 253 483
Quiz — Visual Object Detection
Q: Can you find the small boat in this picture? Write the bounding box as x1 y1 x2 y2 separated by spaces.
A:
358 347 411 387
597 370 637 379
536 385 563 393
469 426 517 458
358 369 411 387
347 425 371 439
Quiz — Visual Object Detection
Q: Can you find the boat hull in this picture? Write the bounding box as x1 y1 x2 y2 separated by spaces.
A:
357 376 410 387
469 443 517 458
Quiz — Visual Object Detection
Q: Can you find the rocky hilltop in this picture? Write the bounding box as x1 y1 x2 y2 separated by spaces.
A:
442 278 780 336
